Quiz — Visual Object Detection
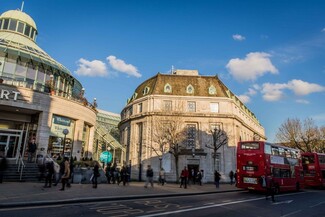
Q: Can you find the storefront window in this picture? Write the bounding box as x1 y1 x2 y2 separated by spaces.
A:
48 115 75 157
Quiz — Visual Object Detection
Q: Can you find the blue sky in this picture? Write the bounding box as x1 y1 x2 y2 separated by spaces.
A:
2 0 325 142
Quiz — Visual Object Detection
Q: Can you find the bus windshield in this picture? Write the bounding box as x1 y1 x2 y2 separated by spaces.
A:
302 155 315 164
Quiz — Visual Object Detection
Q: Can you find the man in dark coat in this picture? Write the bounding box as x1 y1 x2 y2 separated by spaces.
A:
28 139 37 162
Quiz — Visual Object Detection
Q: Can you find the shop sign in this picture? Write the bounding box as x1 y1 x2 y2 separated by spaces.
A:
51 115 74 138
0 89 20 101
100 151 112 164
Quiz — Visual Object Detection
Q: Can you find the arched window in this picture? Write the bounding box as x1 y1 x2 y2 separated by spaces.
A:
186 84 194 94
164 83 172 93
209 85 217 95
143 86 150 95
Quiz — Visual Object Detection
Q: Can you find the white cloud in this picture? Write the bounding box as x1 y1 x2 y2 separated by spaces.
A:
75 58 108 77
226 52 278 82
261 82 288 101
296 99 310 104
237 86 259 104
321 28 325 32
107 56 142 78
237 94 251 103
232 34 246 41
261 80 325 102
287 79 325 95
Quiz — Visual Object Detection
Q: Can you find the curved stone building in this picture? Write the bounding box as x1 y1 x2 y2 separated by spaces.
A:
0 9 97 161
119 69 266 182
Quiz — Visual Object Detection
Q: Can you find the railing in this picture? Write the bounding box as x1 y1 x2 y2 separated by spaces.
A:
16 153 25 181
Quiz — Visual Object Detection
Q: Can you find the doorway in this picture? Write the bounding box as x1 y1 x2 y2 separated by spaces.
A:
0 130 23 158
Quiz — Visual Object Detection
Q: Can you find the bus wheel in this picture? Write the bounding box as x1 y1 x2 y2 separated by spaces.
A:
296 182 300 192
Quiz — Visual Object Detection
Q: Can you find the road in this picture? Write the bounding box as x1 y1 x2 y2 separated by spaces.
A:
1 189 324 217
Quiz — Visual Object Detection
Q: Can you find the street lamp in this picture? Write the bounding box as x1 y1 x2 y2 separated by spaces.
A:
159 156 162 169
62 129 69 156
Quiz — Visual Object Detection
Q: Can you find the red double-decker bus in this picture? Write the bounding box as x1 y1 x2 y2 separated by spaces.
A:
302 152 325 188
236 141 304 193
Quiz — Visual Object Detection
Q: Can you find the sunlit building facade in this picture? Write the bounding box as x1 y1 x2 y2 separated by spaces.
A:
0 9 97 161
119 70 266 182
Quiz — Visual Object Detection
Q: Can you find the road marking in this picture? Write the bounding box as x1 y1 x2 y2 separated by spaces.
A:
139 197 266 217
139 192 306 217
309 201 325 208
273 200 293 205
281 210 302 217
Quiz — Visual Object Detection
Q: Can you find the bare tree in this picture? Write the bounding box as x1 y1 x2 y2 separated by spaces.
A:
205 124 228 171
276 118 324 153
151 115 187 183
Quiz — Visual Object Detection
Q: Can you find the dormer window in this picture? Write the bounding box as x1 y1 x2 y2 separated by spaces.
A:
209 85 217 95
164 83 172 93
186 84 194 94
143 86 150 95
132 92 138 100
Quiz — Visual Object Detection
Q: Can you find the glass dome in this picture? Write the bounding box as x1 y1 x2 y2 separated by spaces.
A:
0 9 83 99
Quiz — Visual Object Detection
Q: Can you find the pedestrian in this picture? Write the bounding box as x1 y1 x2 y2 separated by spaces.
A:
59 157 70 191
0 154 7 183
144 165 154 188
196 170 202 186
229 170 234 185
104 164 111 184
159 168 166 185
91 161 100 188
265 175 275 202
54 158 65 186
120 166 128 186
214 170 221 188
27 139 37 163
66 157 74 187
44 159 54 188
180 166 189 189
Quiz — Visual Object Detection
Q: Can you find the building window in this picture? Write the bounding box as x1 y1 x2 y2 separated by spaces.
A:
187 101 196 112
138 103 143 113
209 85 217 95
164 83 172 93
143 86 150 95
187 124 196 148
210 103 219 112
163 100 172 111
186 84 194 94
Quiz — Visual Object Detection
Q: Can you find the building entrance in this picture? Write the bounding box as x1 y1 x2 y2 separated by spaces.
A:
0 130 23 158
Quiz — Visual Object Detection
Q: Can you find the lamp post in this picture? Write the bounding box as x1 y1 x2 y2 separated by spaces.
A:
192 146 195 158
62 129 69 156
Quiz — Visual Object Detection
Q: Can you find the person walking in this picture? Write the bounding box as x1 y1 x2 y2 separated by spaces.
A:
180 166 189 189
265 175 276 202
91 161 100 188
27 139 37 163
196 170 203 186
120 166 128 186
214 170 221 188
229 170 234 185
44 159 54 188
159 168 166 185
144 165 154 188
59 157 70 191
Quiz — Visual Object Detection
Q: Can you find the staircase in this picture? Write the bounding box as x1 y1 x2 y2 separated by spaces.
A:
4 161 40 182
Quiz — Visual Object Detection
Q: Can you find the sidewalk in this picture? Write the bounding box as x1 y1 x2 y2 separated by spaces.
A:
0 181 240 208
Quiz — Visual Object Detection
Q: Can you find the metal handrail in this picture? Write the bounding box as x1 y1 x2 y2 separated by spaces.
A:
17 153 25 181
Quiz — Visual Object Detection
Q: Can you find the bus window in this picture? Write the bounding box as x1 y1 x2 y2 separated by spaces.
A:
264 143 271 154
284 149 291 158
271 146 279 156
319 155 325 164
279 148 285 156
